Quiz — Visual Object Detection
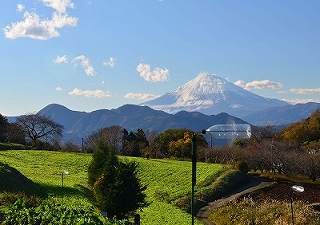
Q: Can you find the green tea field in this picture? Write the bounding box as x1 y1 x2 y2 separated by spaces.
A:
0 150 228 225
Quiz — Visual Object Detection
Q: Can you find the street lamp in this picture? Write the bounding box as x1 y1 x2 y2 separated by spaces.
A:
61 170 69 204
202 124 252 140
202 123 251 158
61 169 69 188
290 185 304 225
191 134 196 225
199 124 251 224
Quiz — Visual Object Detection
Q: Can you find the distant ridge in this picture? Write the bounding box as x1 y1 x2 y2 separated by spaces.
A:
243 102 320 126
38 103 247 142
141 73 288 117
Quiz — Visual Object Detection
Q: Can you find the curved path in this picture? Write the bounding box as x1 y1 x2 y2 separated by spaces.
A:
196 176 274 225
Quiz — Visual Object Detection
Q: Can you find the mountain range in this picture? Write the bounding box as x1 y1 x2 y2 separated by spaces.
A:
6 73 320 143
37 104 247 143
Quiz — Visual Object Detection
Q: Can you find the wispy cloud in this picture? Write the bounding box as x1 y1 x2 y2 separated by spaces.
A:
288 87 320 94
282 98 320 104
68 88 112 98
71 55 96 76
124 92 160 100
103 57 116 68
17 4 25 12
41 0 74 14
56 86 63 91
136 63 169 82
4 1 77 40
234 79 283 90
53 55 68 64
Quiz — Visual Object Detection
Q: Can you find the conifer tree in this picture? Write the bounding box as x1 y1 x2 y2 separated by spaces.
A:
88 139 148 219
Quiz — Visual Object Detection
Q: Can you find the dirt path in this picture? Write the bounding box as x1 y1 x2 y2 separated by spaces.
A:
196 176 274 225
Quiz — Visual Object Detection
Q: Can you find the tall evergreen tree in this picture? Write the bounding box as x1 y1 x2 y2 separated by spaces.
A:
88 139 148 219
88 139 118 187
0 114 8 142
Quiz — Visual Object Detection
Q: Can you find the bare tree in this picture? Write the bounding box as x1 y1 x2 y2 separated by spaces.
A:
84 125 124 153
16 113 64 149
299 153 320 181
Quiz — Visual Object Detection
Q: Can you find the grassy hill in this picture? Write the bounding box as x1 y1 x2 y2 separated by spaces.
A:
0 150 235 225
0 162 43 196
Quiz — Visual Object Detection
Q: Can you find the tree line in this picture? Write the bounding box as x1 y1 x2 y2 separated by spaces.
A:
0 112 207 159
83 125 208 160
1 110 320 181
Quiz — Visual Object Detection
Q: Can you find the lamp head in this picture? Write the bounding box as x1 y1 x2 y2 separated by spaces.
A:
292 185 304 193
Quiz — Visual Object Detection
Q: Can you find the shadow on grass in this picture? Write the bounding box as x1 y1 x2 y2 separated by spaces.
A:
38 183 94 202
0 162 46 198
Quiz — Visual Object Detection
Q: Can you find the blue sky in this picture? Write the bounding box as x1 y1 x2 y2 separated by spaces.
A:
1 0 320 116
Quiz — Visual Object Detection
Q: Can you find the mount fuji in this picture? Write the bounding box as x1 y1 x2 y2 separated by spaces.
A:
141 73 289 118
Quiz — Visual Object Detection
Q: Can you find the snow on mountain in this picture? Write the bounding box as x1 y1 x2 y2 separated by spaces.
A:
141 73 289 118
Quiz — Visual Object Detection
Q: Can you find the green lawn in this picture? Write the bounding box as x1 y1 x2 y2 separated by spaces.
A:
0 150 227 225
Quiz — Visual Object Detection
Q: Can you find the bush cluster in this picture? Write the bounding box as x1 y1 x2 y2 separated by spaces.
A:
0 142 27 150
206 139 320 181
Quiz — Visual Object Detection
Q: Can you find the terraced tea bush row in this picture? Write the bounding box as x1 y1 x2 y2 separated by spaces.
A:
1 198 129 225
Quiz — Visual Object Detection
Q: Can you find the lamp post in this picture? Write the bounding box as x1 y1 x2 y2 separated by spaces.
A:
191 134 196 225
290 185 304 225
202 124 251 158
202 124 252 141
61 170 69 188
201 124 251 224
61 170 69 204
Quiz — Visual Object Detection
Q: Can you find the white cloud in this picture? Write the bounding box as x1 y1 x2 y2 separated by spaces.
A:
124 92 160 100
72 55 96 76
136 63 169 82
103 57 116 68
282 98 320 104
234 79 283 90
17 4 25 12
4 1 77 40
56 86 63 91
41 0 74 14
53 55 68 64
278 87 320 95
68 88 112 98
234 80 246 88
289 87 320 94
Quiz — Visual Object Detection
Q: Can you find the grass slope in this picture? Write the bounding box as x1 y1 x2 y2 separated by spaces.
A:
0 150 229 225
0 162 43 196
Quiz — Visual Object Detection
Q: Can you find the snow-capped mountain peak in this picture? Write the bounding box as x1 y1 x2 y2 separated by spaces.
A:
141 73 289 118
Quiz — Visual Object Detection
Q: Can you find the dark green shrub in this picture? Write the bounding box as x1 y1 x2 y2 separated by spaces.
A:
87 140 118 187
154 190 170 202
93 161 148 219
0 192 42 208
0 142 28 150
235 160 249 174
88 139 148 219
